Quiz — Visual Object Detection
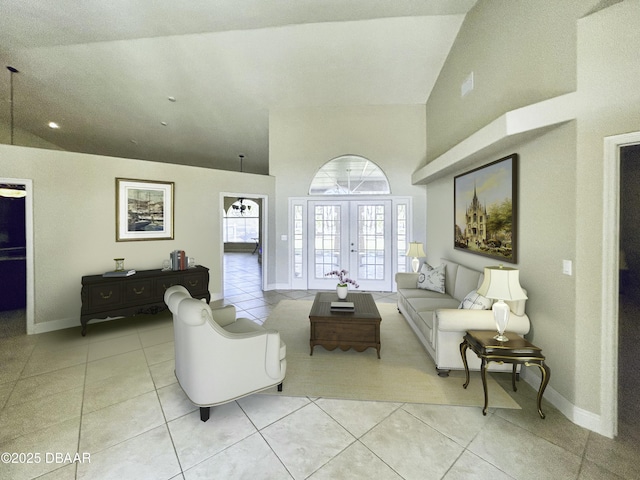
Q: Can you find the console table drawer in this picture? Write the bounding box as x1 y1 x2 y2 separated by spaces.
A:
156 277 183 297
85 283 123 309
182 272 207 294
125 279 153 303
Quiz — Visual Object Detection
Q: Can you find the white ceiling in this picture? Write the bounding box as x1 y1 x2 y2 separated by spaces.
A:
0 0 476 174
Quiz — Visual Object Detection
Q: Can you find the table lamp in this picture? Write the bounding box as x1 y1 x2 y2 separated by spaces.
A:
405 242 426 273
476 265 527 342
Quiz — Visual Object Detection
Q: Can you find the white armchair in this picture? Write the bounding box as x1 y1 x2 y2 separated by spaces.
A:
164 286 286 422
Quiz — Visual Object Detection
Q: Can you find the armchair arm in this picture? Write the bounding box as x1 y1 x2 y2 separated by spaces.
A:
395 272 420 289
436 308 530 335
209 305 237 327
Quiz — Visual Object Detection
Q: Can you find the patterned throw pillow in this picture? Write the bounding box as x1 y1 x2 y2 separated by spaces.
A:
417 263 446 293
458 290 493 310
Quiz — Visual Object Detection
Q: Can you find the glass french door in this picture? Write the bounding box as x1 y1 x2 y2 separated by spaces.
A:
307 200 392 291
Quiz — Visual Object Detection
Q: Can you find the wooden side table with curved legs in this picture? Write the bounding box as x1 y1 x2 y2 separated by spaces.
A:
460 330 551 418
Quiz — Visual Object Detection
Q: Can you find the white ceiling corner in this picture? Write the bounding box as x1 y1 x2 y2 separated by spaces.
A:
0 0 476 174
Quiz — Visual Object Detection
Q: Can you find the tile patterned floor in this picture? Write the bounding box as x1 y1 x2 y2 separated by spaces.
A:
0 253 638 479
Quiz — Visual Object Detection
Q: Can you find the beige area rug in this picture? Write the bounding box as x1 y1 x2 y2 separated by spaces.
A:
263 300 520 410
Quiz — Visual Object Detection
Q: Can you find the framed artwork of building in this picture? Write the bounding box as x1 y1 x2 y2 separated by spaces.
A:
454 154 518 263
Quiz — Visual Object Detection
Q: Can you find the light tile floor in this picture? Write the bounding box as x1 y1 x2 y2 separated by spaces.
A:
0 253 638 479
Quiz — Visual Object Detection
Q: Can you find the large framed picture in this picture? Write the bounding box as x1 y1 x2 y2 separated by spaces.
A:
454 154 518 263
116 178 174 241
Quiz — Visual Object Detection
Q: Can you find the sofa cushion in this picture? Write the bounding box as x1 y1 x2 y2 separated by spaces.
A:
453 265 482 302
398 288 444 300
458 290 492 310
440 259 459 296
408 297 460 319
417 263 446 293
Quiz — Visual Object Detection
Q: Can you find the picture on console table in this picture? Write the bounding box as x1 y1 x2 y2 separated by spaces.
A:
454 153 518 263
116 178 174 241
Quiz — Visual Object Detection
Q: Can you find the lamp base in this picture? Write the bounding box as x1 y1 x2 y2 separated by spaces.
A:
492 299 510 342
411 257 420 273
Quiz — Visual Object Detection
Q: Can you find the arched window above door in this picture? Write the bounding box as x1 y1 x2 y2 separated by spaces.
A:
309 155 391 195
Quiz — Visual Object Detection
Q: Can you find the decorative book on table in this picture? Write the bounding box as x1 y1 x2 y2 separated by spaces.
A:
103 269 136 278
330 301 355 311
170 250 187 271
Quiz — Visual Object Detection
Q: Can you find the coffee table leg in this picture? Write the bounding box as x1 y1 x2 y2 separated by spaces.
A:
460 340 470 389
535 361 551 419
512 364 518 392
481 359 489 415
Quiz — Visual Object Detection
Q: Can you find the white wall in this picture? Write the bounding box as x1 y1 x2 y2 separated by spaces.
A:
269 105 428 288
0 144 274 331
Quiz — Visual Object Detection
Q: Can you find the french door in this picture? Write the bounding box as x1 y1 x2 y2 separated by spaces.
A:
307 200 392 291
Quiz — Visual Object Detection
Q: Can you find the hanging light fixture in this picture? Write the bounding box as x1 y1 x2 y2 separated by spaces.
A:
6 66 19 145
231 198 251 215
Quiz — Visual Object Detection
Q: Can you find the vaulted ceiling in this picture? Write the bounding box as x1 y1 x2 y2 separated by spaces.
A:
0 0 476 174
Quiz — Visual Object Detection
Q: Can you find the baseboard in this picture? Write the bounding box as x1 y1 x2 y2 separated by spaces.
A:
32 316 125 334
32 316 82 334
521 368 606 436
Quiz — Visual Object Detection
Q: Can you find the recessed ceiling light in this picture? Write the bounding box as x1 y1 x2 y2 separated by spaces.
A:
168 96 176 102
130 139 138 145
48 122 60 129
160 121 168 126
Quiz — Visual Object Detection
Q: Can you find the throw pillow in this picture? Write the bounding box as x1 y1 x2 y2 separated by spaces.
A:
458 290 492 310
417 263 446 293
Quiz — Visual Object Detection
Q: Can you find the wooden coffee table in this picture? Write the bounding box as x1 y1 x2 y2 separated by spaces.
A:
309 292 382 358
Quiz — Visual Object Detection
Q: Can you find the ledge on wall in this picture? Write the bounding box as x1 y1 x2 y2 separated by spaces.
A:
412 92 577 185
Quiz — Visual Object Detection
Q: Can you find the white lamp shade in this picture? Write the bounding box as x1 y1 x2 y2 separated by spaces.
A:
477 266 528 301
405 242 426 258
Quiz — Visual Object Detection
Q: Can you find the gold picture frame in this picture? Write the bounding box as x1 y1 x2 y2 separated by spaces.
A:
116 178 174 241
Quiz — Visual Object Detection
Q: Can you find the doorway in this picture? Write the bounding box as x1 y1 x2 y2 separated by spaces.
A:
0 178 34 337
221 193 267 294
602 132 640 438
307 200 392 291
618 144 640 443
290 196 411 291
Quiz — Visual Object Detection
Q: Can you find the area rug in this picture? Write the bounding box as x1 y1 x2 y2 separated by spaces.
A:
262 300 520 409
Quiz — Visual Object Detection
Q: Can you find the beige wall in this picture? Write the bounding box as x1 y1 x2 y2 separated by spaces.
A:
426 0 598 162
425 123 578 402
574 0 640 414
269 105 428 287
424 0 640 423
0 144 274 330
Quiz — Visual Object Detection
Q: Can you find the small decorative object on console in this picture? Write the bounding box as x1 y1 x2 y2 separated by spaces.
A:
114 258 125 271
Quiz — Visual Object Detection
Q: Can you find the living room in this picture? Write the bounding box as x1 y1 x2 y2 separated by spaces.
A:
1 1 639 478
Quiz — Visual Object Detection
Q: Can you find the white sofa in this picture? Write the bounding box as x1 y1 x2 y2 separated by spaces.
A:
395 258 530 375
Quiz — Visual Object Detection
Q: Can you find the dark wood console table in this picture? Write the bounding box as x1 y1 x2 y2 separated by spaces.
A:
80 266 210 336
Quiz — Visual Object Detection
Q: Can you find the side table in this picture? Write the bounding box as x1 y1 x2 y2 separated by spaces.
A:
460 330 551 418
